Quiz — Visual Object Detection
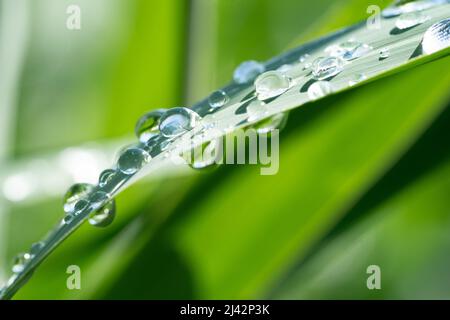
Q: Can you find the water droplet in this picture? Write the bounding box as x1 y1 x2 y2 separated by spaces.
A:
307 81 334 100
29 242 44 257
325 41 372 61
252 112 289 134
233 60 265 84
208 90 229 109
379 48 390 59
348 73 367 86
73 199 89 215
12 253 31 273
422 18 450 54
159 107 201 138
395 12 429 30
98 169 117 188
63 183 94 213
117 147 151 175
276 64 292 73
63 213 74 225
188 139 222 170
247 102 268 122
299 54 310 63
89 199 116 227
135 109 166 143
254 71 291 101
311 57 344 80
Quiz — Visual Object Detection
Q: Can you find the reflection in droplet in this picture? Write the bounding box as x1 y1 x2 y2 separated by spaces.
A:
208 90 229 109
395 12 429 30
88 199 116 227
325 40 372 61
98 169 117 188
63 183 94 213
117 147 151 175
135 109 166 143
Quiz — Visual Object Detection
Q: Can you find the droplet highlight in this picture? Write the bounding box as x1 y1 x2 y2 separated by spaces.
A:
117 147 151 175
159 107 201 138
254 71 291 101
311 57 344 80
208 90 229 109
135 109 166 143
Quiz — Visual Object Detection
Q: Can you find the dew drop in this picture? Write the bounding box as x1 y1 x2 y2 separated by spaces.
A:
233 60 265 84
73 199 89 215
63 213 74 225
29 242 44 257
395 11 429 30
379 47 390 59
98 169 117 188
135 109 166 143
307 81 334 100
88 199 116 228
311 57 344 80
422 18 450 54
117 147 151 175
252 112 289 134
89 191 110 209
63 183 94 213
254 71 291 101
12 253 31 273
299 54 310 63
348 73 367 86
247 102 269 122
159 107 201 138
325 40 372 61
208 90 229 109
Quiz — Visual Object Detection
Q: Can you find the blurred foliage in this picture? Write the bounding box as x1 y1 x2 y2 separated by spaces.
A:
1 0 449 299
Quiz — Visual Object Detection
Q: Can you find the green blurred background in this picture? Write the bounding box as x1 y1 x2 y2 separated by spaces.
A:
0 0 449 299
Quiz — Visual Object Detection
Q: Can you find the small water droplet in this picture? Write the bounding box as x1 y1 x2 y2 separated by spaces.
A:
325 41 372 61
63 213 74 225
348 73 367 86
159 107 201 138
311 57 344 80
233 60 265 84
12 253 31 273
29 242 44 257
63 183 94 213
247 102 269 122
252 112 289 134
254 71 291 101
135 109 166 143
276 64 292 73
188 139 221 170
98 169 117 188
73 199 89 215
379 48 390 59
89 199 116 227
307 81 334 100
117 147 151 175
208 90 229 109
299 54 310 63
422 18 450 54
395 11 429 30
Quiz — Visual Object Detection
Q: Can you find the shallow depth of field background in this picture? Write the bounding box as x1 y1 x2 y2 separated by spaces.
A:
1 0 450 299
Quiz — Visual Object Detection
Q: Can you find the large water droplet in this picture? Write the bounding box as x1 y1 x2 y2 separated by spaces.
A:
325 40 372 61
135 109 166 143
233 60 265 84
395 11 429 30
311 57 344 80
254 71 291 101
117 147 151 175
89 199 116 227
208 90 229 109
63 183 94 213
159 107 201 138
379 48 390 60
12 253 31 273
422 18 450 54
252 112 289 134
307 81 334 100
